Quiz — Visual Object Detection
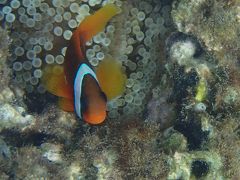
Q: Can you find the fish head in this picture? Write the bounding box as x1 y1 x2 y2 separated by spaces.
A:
81 90 107 125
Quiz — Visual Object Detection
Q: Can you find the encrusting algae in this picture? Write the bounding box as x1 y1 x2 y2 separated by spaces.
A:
195 78 207 102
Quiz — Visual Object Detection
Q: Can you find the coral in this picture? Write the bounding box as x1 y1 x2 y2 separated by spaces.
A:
0 27 11 92
167 151 223 180
41 143 63 163
32 107 77 141
208 117 240 178
172 0 240 66
67 162 85 180
0 137 12 178
12 146 68 179
0 28 36 132
167 1 240 179
146 80 175 130
0 103 35 131
169 39 197 66
161 128 187 153
0 138 11 159
0 27 10 64
1 0 240 179
195 78 207 102
114 120 169 179
93 149 122 179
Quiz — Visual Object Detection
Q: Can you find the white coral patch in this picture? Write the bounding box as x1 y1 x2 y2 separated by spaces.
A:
170 40 196 66
0 104 35 130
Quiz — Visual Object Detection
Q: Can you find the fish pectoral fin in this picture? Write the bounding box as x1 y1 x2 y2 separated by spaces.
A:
96 57 126 100
42 65 73 99
58 97 74 112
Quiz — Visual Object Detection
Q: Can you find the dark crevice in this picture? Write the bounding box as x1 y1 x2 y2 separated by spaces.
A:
23 92 57 114
0 130 58 147
191 160 210 178
174 119 209 150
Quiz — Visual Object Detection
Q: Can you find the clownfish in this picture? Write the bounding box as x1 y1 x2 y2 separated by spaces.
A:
42 4 126 124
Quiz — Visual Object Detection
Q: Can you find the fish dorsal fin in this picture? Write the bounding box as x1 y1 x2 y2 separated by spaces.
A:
77 4 120 43
74 63 99 118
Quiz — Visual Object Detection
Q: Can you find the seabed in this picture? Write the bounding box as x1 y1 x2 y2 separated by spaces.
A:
0 0 240 179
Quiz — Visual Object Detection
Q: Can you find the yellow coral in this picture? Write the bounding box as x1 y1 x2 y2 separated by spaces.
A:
195 78 207 102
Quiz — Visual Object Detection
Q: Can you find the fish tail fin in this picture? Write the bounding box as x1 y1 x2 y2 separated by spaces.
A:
58 97 74 112
78 4 121 42
42 65 73 99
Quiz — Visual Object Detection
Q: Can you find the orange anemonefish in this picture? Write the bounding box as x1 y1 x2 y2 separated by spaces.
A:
42 4 126 125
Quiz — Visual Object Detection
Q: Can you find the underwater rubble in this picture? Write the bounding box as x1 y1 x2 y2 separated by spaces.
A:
0 0 240 179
